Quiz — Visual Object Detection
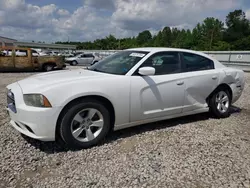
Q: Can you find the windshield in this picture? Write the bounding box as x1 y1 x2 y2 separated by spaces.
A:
87 50 149 75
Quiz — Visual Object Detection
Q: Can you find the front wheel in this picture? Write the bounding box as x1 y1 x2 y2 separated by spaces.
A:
209 89 231 118
70 60 78 66
59 99 111 149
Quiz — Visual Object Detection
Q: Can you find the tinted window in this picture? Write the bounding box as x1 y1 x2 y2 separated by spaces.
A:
182 52 214 72
137 52 181 75
84 54 94 58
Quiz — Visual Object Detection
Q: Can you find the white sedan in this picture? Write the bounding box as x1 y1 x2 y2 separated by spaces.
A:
6 48 245 149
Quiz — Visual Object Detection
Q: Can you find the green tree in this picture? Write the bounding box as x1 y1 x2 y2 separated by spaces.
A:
161 27 172 47
213 41 231 51
136 30 152 46
172 29 186 48
224 10 250 43
105 35 117 49
193 17 224 50
233 36 250 50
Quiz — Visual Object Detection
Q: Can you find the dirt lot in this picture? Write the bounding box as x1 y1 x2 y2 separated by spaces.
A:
0 70 250 188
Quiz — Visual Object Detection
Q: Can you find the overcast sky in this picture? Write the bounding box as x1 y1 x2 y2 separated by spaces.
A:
0 0 250 42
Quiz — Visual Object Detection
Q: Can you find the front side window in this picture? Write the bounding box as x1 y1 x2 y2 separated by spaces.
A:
88 50 149 75
136 52 181 75
84 54 94 58
182 52 214 72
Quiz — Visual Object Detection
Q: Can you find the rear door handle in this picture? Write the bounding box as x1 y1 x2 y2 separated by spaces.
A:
177 81 184 85
212 76 217 80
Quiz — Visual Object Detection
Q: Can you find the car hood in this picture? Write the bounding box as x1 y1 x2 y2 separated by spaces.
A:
17 69 111 93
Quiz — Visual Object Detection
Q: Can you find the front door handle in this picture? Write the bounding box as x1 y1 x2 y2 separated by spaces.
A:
177 81 184 85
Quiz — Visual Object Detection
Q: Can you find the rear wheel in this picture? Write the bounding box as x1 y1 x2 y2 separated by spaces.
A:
43 64 54 72
209 89 231 118
59 99 111 149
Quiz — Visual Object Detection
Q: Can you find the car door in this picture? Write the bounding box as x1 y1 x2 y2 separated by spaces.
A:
78 54 92 65
14 49 33 70
77 54 85 64
179 52 220 112
84 54 95 64
130 51 186 122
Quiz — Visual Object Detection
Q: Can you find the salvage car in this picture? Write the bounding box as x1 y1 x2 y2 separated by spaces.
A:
0 47 66 72
6 47 245 149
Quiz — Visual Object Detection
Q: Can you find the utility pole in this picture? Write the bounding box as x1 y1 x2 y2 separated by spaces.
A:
209 27 215 51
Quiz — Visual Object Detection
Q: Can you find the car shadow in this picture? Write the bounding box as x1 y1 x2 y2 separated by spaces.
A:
21 105 242 154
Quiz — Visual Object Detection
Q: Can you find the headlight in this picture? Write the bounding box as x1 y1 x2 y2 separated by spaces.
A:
23 94 52 108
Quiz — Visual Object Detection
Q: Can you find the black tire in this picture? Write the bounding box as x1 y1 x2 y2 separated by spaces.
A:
59 99 111 149
209 88 231 118
44 64 54 72
71 60 78 66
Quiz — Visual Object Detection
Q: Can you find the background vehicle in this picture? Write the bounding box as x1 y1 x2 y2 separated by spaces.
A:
0 47 66 72
6 47 245 149
72 52 83 57
65 53 101 66
47 51 59 56
31 49 39 56
2 49 40 57
58 51 75 57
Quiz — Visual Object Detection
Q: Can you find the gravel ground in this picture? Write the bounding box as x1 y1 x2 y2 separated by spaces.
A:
0 70 250 188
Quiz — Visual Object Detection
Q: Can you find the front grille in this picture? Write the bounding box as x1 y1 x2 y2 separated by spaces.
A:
7 90 17 113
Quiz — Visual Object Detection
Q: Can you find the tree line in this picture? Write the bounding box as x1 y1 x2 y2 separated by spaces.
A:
56 9 250 51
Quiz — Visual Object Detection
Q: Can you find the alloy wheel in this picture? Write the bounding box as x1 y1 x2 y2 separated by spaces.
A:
215 91 229 113
70 108 104 142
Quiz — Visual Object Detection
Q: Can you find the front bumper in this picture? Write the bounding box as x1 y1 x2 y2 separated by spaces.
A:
6 83 62 141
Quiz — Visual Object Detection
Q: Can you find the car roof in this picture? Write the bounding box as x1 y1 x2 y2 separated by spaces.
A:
125 47 225 69
126 47 215 60
126 47 200 53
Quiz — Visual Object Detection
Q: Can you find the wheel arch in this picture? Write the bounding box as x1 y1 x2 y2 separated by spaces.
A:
206 83 233 106
42 62 56 70
55 95 116 140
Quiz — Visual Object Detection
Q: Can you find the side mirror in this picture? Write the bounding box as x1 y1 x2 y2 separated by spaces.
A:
138 67 155 76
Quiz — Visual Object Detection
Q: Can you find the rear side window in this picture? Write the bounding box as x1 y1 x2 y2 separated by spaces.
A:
182 52 214 72
84 54 94 58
